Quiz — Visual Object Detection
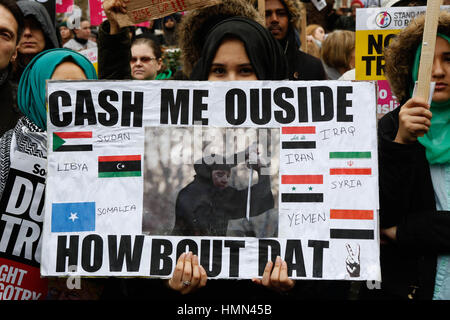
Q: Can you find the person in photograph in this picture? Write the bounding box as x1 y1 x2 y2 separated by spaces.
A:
172 152 274 237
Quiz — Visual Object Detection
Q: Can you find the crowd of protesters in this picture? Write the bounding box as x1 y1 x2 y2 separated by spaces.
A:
1 0 450 302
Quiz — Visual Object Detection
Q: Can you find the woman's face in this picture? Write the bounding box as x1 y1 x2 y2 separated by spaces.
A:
431 36 450 103
18 17 46 55
208 38 257 81
130 43 162 80
313 27 325 42
59 26 71 40
51 61 87 80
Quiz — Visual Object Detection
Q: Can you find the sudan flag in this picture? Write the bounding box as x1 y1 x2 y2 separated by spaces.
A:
53 131 92 152
98 155 141 178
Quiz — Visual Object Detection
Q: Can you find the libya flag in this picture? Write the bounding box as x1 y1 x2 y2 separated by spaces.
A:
98 155 141 178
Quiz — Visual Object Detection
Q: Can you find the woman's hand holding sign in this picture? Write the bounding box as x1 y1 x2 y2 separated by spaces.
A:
167 252 207 295
394 97 432 144
252 256 296 292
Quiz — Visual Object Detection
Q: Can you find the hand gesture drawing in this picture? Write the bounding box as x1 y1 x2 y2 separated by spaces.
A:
345 243 360 277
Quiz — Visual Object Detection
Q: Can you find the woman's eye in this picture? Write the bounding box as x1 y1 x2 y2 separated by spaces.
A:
240 67 255 75
211 67 225 75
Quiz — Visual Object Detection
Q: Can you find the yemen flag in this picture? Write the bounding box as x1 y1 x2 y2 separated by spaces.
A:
329 209 375 240
53 131 93 152
98 155 141 178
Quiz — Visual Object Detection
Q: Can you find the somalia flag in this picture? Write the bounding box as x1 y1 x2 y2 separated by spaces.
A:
51 202 95 232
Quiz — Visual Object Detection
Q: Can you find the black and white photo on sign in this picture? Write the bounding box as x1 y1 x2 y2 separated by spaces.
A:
142 127 279 238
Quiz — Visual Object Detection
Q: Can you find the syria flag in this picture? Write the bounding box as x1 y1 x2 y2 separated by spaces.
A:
281 174 324 203
98 155 141 178
53 131 93 152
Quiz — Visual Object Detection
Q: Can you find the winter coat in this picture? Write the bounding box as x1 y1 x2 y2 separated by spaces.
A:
172 163 274 237
0 69 21 137
358 106 450 300
360 12 450 300
97 20 132 80
275 0 327 80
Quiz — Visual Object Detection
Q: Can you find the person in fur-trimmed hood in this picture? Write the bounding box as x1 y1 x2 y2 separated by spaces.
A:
177 0 263 78
359 11 450 300
263 0 326 80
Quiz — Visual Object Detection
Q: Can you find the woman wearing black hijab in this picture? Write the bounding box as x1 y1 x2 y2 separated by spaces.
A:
165 16 295 300
189 16 288 81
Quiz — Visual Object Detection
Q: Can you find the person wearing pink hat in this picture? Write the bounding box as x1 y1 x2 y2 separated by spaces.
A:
350 0 365 8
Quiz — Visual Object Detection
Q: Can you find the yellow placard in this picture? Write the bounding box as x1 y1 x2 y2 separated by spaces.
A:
355 29 401 80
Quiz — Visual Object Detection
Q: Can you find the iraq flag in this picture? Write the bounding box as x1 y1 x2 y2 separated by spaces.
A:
98 155 141 178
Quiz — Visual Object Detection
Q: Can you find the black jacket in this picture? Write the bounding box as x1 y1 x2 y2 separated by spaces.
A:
0 70 21 137
280 28 327 81
98 20 132 80
173 167 274 237
362 107 450 300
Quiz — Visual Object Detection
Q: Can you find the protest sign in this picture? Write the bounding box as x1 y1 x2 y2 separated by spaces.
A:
111 0 222 27
355 6 450 119
89 0 156 27
414 1 443 102
79 47 98 73
63 4 82 30
41 80 380 281
56 0 74 14
0 135 48 300
89 0 107 26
